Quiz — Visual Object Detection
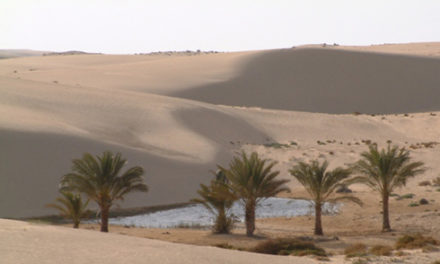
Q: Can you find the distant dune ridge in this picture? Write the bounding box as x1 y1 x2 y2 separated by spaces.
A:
174 48 440 114
0 49 47 59
0 43 440 218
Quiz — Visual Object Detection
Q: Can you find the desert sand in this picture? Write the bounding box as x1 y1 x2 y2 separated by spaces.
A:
1 42 440 263
0 219 317 264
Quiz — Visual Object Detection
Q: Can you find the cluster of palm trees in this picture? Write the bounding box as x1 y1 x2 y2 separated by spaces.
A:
193 152 289 236
194 144 425 237
49 144 424 237
48 151 148 232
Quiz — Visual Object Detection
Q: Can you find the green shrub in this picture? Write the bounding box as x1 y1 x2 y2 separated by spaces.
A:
344 243 368 258
397 193 414 200
396 234 439 249
369 245 393 256
252 238 326 256
264 142 289 149
419 198 429 205
409 202 419 207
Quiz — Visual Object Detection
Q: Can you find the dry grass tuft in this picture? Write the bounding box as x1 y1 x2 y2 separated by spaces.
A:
396 234 439 249
369 245 393 256
214 243 245 251
344 243 368 258
252 238 326 256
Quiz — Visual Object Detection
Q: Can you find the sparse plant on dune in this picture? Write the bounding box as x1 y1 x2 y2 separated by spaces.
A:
344 243 368 258
252 238 326 256
289 160 362 235
46 191 89 228
396 234 438 249
218 151 290 236
192 170 236 234
61 151 148 232
369 244 393 256
351 145 425 232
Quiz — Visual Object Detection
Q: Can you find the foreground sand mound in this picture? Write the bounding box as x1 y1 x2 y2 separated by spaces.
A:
0 219 314 264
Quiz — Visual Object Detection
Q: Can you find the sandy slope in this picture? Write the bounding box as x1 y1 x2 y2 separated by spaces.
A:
0 219 316 264
0 42 440 220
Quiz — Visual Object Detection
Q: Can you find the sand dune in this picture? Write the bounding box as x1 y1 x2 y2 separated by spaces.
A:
0 219 315 264
1 43 440 219
2 43 440 114
174 48 440 114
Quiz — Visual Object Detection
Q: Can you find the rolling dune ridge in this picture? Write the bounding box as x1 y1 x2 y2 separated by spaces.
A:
1 43 440 264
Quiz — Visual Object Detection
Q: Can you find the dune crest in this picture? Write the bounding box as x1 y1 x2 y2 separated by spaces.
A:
1 43 440 218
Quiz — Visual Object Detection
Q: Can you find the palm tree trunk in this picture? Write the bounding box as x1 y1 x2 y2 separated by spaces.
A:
215 207 228 233
245 199 256 236
100 206 109 232
382 193 391 232
314 202 323 235
73 221 79 229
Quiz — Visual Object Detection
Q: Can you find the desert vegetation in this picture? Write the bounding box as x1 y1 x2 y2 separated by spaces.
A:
289 160 361 235
351 145 425 231
395 234 438 250
192 170 235 234
218 151 290 236
60 151 148 232
46 191 89 228
252 238 326 256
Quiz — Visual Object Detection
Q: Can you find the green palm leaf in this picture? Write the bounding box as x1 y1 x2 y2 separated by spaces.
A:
219 151 290 236
351 144 425 231
46 191 89 228
289 159 360 235
60 151 148 232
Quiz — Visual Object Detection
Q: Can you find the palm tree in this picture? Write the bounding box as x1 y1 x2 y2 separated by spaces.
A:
218 151 290 236
289 160 362 235
61 151 148 232
192 171 236 233
46 191 89 228
351 145 425 232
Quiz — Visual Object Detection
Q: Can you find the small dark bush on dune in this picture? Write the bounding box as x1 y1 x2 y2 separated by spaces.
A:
419 198 429 205
344 243 368 258
396 234 438 249
252 238 326 256
419 180 431 186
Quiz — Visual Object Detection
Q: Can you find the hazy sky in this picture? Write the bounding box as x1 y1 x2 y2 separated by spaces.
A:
1 0 439 54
